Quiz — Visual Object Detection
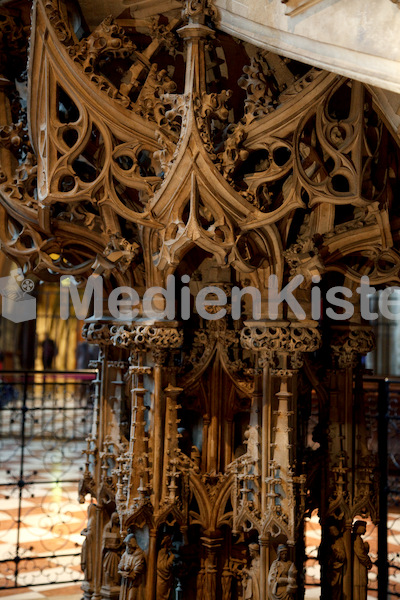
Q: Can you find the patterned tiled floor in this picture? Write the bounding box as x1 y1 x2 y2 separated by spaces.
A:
0 433 89 600
0 375 94 599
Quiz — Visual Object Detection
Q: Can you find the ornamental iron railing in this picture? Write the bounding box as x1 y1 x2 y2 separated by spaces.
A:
0 370 96 590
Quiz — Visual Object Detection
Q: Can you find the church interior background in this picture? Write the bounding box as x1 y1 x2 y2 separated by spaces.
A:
1 0 400 599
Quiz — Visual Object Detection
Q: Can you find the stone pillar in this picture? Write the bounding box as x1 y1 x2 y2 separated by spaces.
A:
79 318 184 600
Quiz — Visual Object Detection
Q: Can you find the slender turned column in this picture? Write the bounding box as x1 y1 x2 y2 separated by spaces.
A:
91 504 103 600
202 415 210 472
152 351 166 512
82 320 113 600
261 356 271 516
162 384 183 500
208 359 223 473
224 418 233 467
146 528 158 600
343 364 354 600
91 341 111 600
260 354 271 600
259 533 270 600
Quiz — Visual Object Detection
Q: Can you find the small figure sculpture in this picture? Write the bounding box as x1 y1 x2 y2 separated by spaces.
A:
102 512 123 586
243 543 260 600
118 533 146 600
326 524 346 600
157 536 175 600
268 544 298 600
353 521 372 600
81 504 97 584
191 445 201 471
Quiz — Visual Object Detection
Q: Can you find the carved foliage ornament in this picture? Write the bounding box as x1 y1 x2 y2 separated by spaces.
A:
83 321 184 350
330 328 375 369
241 324 321 353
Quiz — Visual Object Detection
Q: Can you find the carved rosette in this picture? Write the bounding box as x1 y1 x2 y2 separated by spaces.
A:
110 323 184 350
331 327 375 369
240 322 321 369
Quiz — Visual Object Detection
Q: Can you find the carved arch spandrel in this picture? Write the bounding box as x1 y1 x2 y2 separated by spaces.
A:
26 0 335 285
177 468 237 532
178 326 255 397
29 48 163 228
29 0 161 147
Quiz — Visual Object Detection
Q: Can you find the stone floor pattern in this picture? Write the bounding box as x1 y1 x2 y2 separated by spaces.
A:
0 432 88 600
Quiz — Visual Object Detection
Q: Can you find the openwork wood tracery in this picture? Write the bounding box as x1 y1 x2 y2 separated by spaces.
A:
1 0 400 598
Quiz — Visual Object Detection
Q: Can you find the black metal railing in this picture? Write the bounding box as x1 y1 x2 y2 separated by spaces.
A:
0 370 96 590
364 375 400 599
304 375 400 599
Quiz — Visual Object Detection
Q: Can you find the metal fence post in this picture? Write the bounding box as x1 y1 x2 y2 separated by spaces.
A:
378 378 389 600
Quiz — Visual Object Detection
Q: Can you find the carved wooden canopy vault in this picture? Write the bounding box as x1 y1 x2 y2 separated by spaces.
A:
0 0 399 293
0 1 399 599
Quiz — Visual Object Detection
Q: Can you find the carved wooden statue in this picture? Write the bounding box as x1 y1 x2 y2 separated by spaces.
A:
156 536 175 600
326 525 346 600
118 534 146 600
102 512 123 588
243 543 260 600
81 504 97 598
353 521 373 600
267 545 298 600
